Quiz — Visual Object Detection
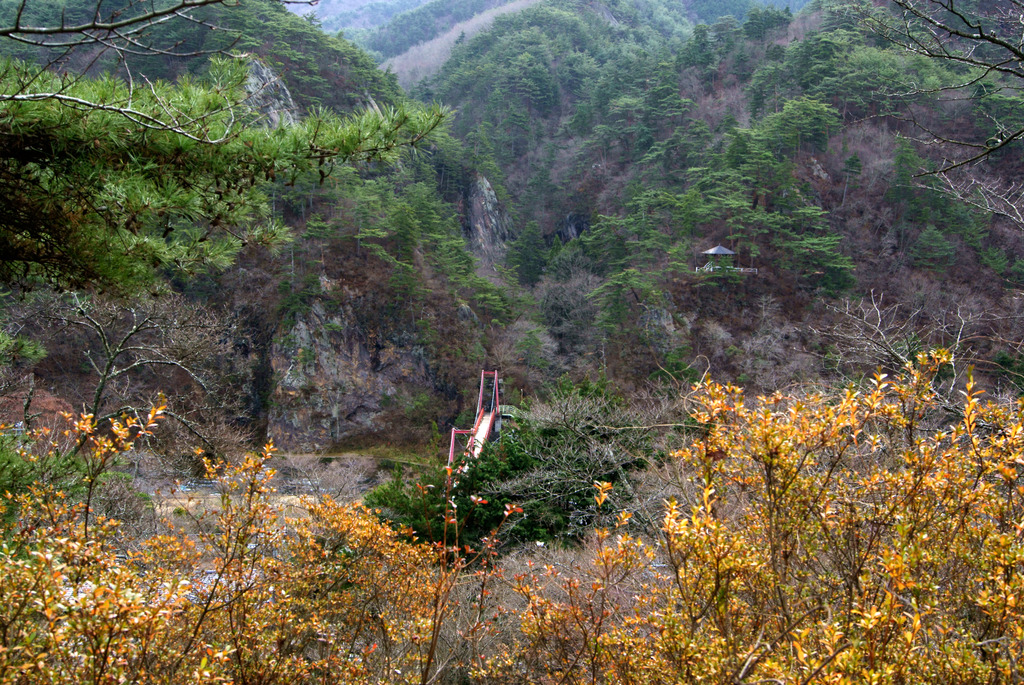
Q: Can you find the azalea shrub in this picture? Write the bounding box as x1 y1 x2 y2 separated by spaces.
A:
1 351 1022 683
0 410 499 685
480 351 1024 683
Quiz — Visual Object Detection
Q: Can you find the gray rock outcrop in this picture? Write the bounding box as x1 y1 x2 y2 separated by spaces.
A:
244 58 299 128
462 173 513 272
556 213 590 244
267 300 432 452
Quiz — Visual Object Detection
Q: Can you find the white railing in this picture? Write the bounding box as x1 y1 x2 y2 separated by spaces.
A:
695 262 758 274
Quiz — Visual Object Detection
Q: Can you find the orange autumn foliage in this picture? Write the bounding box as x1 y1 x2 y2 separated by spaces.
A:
0 411 488 685
1 350 1022 684
479 351 1024 684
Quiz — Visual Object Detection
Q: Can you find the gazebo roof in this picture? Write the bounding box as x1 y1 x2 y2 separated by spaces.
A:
702 245 736 256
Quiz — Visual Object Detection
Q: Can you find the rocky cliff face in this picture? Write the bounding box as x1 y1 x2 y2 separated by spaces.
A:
462 173 513 273
257 169 509 452
266 295 433 453
244 58 299 128
555 213 590 244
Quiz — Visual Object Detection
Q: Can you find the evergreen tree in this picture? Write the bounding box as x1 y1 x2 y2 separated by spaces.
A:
0 0 446 291
911 225 956 270
508 222 547 286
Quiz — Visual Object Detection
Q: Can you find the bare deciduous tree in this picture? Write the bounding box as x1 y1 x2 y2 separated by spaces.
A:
864 0 1024 165
26 292 251 467
815 291 988 392
860 0 1024 224
491 385 669 539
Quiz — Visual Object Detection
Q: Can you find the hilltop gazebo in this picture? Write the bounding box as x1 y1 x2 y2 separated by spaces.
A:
696 245 758 274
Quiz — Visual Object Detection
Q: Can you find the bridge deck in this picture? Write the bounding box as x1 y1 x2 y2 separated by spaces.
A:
448 370 501 468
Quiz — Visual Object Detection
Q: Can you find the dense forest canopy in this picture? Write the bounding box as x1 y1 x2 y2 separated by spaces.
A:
344 0 815 60
1 0 1023 448
1 0 1023 457
0 0 510 455
410 0 1024 336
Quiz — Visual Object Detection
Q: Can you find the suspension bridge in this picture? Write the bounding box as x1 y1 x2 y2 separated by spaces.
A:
447 370 502 468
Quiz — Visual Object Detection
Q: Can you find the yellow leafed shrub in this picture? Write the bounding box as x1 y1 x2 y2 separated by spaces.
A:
2 351 1022 684
0 411 471 685
479 351 1023 684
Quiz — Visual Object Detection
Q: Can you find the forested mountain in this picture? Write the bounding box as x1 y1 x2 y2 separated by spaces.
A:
398 0 1024 396
4 0 1024 455
352 0 813 63
2 2 1024 682
289 0 434 33
0 0 507 459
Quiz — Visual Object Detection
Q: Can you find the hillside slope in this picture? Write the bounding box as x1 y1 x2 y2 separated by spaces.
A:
383 0 545 88
409 0 1024 394
289 0 434 33
0 0 516 457
355 0 813 63
6 0 1024 463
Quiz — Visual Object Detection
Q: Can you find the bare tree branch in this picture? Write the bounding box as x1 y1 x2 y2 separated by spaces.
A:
21 291 249 462
855 0 1024 222
812 290 1024 408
